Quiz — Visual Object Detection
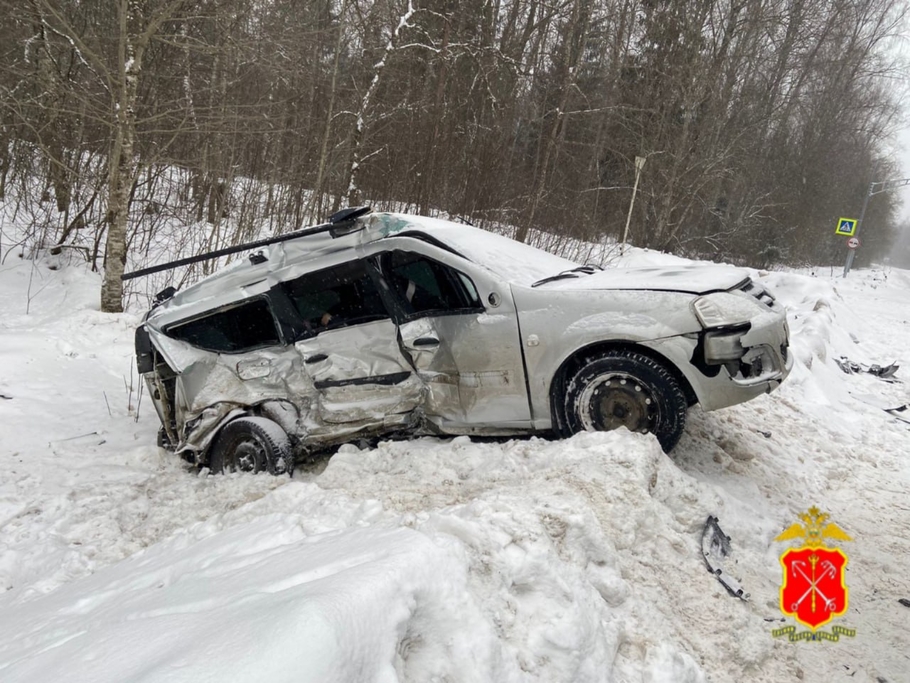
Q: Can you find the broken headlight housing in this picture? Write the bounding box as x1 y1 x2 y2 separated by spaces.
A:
703 326 749 364
691 291 767 373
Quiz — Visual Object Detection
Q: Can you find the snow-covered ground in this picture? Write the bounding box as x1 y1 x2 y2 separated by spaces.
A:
0 247 908 682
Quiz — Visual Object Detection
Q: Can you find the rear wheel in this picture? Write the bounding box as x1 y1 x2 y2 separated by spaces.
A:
208 417 293 475
157 426 175 451
563 350 687 452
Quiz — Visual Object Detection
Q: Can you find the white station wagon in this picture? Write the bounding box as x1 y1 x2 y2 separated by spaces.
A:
134 209 791 474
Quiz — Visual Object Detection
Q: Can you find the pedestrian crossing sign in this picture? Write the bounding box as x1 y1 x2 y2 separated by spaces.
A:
835 218 857 236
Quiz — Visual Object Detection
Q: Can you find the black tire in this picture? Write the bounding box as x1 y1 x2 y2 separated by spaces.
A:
562 350 687 452
208 416 293 475
157 426 175 451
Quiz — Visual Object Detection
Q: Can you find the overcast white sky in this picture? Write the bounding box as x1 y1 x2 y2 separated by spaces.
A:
892 30 910 226
896 127 910 225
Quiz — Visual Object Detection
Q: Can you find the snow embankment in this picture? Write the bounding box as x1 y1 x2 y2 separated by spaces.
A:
1 253 908 683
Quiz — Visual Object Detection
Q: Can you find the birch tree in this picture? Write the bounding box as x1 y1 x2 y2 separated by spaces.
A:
346 0 417 206
100 0 190 312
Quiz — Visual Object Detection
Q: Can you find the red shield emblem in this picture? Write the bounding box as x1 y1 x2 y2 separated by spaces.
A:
780 547 848 630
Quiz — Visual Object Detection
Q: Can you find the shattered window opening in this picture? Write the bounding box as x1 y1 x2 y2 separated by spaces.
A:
282 259 389 336
165 298 281 353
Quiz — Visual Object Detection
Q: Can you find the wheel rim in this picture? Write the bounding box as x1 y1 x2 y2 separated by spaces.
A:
227 437 267 473
578 372 658 434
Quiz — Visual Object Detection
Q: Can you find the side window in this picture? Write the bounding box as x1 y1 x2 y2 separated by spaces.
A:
383 251 483 316
166 298 280 353
282 259 389 335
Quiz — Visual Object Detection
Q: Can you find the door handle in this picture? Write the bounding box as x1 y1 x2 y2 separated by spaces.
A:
413 337 440 347
305 353 328 364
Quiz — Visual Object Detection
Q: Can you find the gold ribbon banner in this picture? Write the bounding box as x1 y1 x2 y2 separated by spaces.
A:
771 625 856 641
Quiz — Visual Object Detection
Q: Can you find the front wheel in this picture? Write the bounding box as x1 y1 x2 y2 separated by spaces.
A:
208 416 293 475
562 350 687 452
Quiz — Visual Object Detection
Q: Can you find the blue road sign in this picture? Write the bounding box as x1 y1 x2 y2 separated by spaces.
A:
835 217 857 236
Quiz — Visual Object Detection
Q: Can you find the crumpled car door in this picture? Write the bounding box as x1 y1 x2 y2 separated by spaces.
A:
377 246 531 429
281 258 425 427
295 321 424 424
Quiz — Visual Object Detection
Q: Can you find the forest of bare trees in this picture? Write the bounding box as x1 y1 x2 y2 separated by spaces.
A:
0 0 905 311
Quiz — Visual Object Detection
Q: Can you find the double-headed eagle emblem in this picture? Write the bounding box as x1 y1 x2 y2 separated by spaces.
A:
774 506 853 547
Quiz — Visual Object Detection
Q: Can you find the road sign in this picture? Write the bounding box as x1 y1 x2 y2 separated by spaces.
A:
846 237 861 249
835 217 857 236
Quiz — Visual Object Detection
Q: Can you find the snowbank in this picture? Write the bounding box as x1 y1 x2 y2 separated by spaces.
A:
1 250 909 682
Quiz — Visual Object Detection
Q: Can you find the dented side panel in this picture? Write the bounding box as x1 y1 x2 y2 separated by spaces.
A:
399 312 531 429
146 328 316 453
294 319 424 425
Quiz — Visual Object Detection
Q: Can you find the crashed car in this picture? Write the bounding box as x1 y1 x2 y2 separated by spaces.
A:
135 209 792 474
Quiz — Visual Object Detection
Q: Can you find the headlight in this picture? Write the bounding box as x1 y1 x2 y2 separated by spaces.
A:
691 292 760 329
704 328 747 362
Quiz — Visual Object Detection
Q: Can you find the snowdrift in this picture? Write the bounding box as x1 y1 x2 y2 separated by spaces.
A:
0 250 908 683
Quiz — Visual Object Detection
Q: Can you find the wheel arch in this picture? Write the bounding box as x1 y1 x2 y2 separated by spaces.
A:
548 340 697 436
182 399 302 465
208 414 294 475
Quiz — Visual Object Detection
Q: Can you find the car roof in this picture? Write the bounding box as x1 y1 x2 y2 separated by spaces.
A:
145 212 576 328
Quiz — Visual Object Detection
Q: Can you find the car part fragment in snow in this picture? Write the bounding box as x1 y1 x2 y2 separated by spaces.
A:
702 516 749 601
849 392 910 425
835 357 900 381
884 404 910 425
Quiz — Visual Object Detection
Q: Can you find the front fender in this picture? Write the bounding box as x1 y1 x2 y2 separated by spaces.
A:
511 285 701 425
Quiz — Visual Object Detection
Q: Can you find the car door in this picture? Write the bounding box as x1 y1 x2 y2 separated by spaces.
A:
280 258 424 426
371 240 532 430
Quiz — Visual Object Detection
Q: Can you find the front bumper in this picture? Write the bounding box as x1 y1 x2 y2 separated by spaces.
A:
695 306 792 411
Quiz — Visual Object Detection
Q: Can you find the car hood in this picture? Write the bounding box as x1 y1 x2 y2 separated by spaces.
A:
537 265 750 295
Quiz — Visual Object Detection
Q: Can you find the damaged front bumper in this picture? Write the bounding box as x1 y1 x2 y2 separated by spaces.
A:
706 312 791 389
683 285 792 411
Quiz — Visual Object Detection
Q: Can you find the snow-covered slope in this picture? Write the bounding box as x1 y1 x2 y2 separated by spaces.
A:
0 251 908 683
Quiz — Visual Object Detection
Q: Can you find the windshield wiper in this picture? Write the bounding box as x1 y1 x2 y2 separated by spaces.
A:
531 265 601 288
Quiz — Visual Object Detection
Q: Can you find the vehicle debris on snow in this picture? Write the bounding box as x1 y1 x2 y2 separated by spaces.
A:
834 357 900 380
702 516 749 601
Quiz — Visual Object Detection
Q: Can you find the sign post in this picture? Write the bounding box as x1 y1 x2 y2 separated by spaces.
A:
842 186 871 278
843 178 910 278
620 155 646 256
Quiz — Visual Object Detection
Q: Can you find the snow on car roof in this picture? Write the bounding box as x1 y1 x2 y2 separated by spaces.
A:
368 213 579 284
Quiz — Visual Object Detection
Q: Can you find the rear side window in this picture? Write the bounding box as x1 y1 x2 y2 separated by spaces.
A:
282 260 389 334
166 298 280 353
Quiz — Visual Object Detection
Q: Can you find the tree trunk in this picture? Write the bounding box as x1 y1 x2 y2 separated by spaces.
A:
100 0 138 313
309 0 349 221
346 0 417 206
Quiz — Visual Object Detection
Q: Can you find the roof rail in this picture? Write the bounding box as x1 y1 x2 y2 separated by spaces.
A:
121 206 371 281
